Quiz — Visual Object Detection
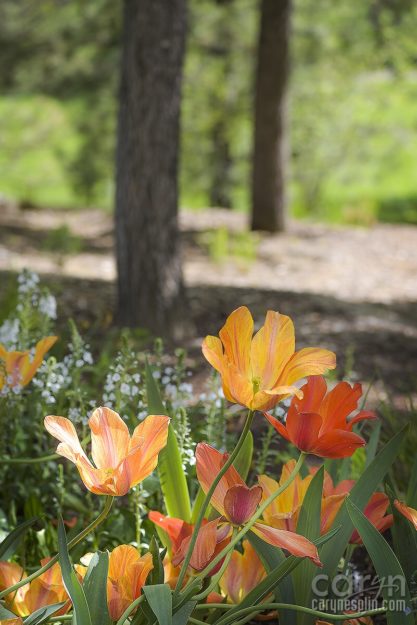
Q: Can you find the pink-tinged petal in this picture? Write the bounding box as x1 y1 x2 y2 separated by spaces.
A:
291 376 327 414
239 540 266 596
285 411 322 452
196 443 245 516
218 306 254 378
394 500 417 530
278 348 336 387
0 561 28 616
173 518 219 571
219 550 242 603
252 522 322 566
263 412 291 442
311 429 366 459
250 312 295 389
44 415 87 464
89 407 130 469
331 479 355 496
125 415 170 486
224 485 262 525
262 385 304 399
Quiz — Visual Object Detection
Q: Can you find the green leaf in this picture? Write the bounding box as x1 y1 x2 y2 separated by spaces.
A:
24 602 66 625
145 362 192 522
346 497 413 624
320 425 408 578
172 601 196 625
248 533 296 625
142 583 172 625
365 420 381 468
58 515 92 625
0 517 38 560
0 604 19 619
407 450 417 507
232 431 253 481
148 536 167 586
385 478 417 583
82 551 111 625
292 466 324 625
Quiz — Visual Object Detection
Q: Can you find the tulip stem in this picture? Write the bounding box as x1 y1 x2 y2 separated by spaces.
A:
0 452 59 464
173 410 254 597
213 602 386 625
191 452 307 583
0 495 113 601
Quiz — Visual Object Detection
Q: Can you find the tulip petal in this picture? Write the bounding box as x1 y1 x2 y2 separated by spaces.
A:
89 407 131 470
286 410 323 452
250 311 295 389
219 306 253 378
202 335 225 375
108 546 153 620
291 376 327 413
263 412 291 442
312 429 366 459
173 518 219 571
223 484 262 525
394 500 417 530
196 443 245 516
0 561 28 616
22 336 58 385
124 415 169 486
320 494 346 534
148 511 192 552
278 347 336 386
347 409 377 430
319 382 362 432
44 415 87 464
252 522 321 566
219 550 242 604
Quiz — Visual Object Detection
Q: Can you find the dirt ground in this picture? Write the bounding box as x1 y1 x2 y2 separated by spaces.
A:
0 205 416 410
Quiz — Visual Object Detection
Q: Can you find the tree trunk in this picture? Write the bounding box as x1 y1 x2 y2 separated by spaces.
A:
251 0 291 232
115 0 187 338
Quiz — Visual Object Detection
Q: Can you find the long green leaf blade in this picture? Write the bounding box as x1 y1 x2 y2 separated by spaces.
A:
346 498 413 624
142 583 172 625
292 467 324 625
145 362 191 522
58 516 92 625
82 551 111 625
24 602 66 625
0 517 38 560
320 425 408 578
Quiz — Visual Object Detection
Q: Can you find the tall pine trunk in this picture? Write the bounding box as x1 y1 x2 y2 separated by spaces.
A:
115 0 187 337
251 0 291 232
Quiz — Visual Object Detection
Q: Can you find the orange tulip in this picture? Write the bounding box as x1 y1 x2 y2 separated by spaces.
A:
107 545 153 621
0 559 70 617
0 336 57 390
259 460 345 535
0 619 24 625
148 511 193 555
265 376 376 458
45 407 169 495
219 540 266 604
202 307 336 411
323 478 392 544
194 443 322 568
394 500 417 530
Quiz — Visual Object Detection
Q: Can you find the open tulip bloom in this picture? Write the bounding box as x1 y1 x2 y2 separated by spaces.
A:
0 336 57 390
265 375 376 458
44 407 170 495
192 443 322 568
202 306 336 411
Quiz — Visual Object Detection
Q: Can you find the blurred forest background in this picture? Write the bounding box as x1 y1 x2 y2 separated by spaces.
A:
1 0 417 225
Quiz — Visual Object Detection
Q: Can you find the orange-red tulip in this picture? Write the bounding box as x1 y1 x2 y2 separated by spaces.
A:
195 443 321 568
0 559 70 617
259 460 345 535
323 478 392 544
394 500 417 530
219 540 266 604
202 307 336 411
107 545 153 621
265 376 376 458
0 336 57 390
45 407 169 496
